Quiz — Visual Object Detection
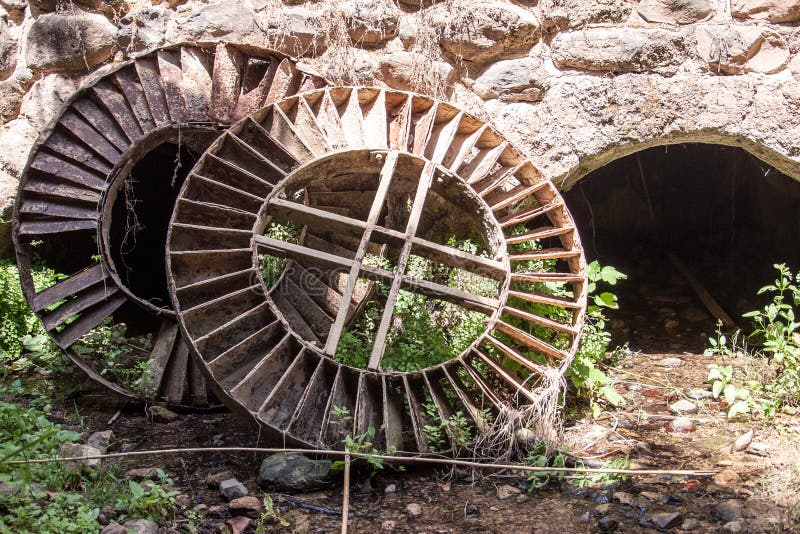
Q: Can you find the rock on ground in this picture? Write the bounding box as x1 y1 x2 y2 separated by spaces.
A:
669 399 698 414
220 478 248 500
121 519 160 534
650 511 683 529
205 470 236 489
147 405 179 423
87 430 114 454
25 12 117 73
229 496 263 518
258 453 332 491
58 443 102 471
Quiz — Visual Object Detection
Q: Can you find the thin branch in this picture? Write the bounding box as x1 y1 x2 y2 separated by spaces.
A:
4 446 717 477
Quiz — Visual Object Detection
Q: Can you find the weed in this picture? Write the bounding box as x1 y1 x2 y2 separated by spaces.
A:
256 494 290 531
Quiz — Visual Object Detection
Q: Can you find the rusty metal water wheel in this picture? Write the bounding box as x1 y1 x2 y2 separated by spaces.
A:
167 87 588 453
11 43 325 405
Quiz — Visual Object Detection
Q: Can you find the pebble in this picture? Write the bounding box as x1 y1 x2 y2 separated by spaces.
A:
384 483 397 494
205 470 236 489
496 484 522 500
687 389 713 400
229 496 262 518
147 405 179 423
614 491 634 505
208 504 227 516
219 478 248 500
579 511 591 523
406 503 422 517
680 517 699 530
381 520 396 531
669 399 698 414
597 515 619 532
651 511 682 529
175 494 192 508
664 319 680 330
713 470 741 488
713 500 742 522
730 430 753 453
658 357 684 368
669 417 696 433
192 504 209 515
121 519 159 534
225 517 252 532
465 503 480 519
722 520 743 533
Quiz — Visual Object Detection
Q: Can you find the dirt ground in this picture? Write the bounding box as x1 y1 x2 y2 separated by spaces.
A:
32 251 800 533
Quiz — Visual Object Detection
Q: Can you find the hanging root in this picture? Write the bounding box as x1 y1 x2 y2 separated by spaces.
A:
472 368 566 461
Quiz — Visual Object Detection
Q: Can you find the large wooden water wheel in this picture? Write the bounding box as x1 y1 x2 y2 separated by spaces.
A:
167 87 587 452
11 43 325 405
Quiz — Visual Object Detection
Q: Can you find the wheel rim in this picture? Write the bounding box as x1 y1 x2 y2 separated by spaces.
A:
12 43 325 405
168 87 587 452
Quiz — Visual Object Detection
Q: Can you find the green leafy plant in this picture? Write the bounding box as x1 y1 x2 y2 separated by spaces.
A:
573 456 630 488
565 261 627 414
72 319 152 392
421 402 473 452
115 469 179 522
707 364 752 418
255 494 290 531
524 441 567 490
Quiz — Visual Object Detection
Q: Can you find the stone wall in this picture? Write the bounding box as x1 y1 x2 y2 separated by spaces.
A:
3 0 800 252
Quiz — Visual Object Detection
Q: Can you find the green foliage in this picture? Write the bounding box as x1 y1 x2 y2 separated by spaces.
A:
256 495 290 532
573 456 630 488
0 259 66 371
524 441 567 490
258 221 302 288
114 469 179 522
334 241 491 372
421 403 473 452
72 318 152 392
565 261 627 413
0 381 182 533
705 264 800 415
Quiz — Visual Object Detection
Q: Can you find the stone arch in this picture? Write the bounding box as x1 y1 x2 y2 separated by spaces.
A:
482 72 800 191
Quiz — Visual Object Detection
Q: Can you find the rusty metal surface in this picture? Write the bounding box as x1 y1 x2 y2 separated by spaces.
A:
167 87 588 452
11 43 326 406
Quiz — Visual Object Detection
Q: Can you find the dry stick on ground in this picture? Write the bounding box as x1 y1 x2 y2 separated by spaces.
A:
668 253 737 329
4 446 717 477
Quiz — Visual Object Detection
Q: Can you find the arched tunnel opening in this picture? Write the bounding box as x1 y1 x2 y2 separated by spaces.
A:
563 143 800 353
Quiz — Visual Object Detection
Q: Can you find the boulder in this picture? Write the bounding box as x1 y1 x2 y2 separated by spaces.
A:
552 28 686 74
540 0 632 31
732 0 800 22
637 0 714 24
87 430 114 454
257 452 332 491
473 57 549 103
25 12 117 73
0 0 27 11
339 0 400 48
58 443 102 471
695 25 789 74
0 18 17 80
434 2 540 63
19 74 78 130
177 1 258 43
0 119 37 178
378 50 454 93
116 7 169 53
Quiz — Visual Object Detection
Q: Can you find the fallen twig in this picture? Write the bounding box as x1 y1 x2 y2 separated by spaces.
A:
2 446 718 477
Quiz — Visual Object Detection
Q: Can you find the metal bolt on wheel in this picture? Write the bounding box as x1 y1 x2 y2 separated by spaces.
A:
12 43 325 405
168 87 587 452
